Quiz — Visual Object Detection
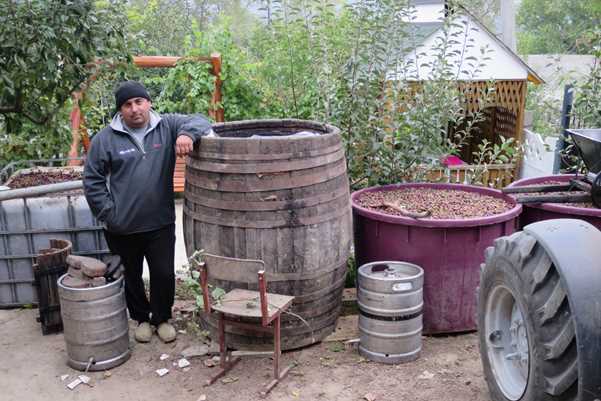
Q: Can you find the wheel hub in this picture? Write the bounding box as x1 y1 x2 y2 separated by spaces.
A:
485 285 529 400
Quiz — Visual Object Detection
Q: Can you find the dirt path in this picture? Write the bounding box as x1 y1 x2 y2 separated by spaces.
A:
0 309 492 401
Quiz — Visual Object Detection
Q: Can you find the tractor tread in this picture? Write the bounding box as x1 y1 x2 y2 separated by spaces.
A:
544 357 578 396
543 320 575 360
479 232 581 401
537 280 567 325
531 251 553 293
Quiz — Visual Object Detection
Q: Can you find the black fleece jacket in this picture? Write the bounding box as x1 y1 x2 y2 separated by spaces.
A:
83 111 211 234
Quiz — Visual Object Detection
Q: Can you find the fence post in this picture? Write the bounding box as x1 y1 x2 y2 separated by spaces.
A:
552 84 574 173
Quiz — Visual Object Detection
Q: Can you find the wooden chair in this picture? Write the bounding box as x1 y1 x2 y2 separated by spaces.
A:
197 253 295 397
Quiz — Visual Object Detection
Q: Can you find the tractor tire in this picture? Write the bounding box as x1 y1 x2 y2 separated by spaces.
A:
478 231 578 401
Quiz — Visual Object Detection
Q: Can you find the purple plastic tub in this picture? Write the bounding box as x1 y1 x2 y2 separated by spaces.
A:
508 174 601 230
352 183 522 334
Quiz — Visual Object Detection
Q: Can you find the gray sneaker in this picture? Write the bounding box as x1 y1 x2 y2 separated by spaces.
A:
157 322 176 343
135 322 152 343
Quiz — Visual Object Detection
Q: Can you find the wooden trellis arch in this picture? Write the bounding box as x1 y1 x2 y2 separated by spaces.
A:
68 54 224 192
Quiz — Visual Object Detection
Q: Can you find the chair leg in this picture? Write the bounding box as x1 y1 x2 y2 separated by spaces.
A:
205 313 240 386
260 315 293 398
219 313 226 369
274 314 280 379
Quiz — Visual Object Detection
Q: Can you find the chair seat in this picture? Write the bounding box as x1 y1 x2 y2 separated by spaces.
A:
212 288 294 319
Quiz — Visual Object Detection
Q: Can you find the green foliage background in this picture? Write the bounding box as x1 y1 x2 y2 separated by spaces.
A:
1 0 598 186
517 0 601 55
0 0 129 167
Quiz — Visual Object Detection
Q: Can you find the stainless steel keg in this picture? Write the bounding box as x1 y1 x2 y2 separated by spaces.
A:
357 261 424 364
58 274 130 371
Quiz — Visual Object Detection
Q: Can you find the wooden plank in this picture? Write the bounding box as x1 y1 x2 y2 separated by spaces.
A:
276 227 294 274
211 288 294 318
132 55 211 68
204 253 264 283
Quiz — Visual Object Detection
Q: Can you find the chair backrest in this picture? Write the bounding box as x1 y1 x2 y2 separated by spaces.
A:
197 253 270 324
202 253 265 284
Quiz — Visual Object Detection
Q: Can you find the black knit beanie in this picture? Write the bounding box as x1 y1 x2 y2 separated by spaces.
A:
114 81 151 111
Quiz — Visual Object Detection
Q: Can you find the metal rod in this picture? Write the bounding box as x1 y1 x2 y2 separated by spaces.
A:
515 193 591 204
0 180 83 201
570 179 592 193
553 84 574 173
502 184 573 194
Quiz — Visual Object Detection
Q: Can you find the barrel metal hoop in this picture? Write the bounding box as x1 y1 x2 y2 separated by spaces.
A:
184 184 350 212
185 159 347 193
195 142 342 162
183 204 351 229
188 148 345 174
291 272 347 304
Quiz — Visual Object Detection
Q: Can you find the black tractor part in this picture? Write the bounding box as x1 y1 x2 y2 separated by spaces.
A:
478 219 601 401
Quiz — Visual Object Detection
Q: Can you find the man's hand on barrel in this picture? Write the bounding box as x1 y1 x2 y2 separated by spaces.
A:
175 135 194 157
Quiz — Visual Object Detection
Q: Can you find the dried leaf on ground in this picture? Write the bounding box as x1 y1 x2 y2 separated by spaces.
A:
418 370 435 380
364 393 377 401
221 377 238 384
320 356 334 367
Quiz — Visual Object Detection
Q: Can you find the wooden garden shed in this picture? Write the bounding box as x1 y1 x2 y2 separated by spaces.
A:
395 2 544 187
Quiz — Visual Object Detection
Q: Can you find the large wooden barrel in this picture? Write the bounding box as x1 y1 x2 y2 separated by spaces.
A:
183 119 352 350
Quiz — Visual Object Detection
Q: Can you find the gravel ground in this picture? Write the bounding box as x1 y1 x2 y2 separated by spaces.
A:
0 308 493 401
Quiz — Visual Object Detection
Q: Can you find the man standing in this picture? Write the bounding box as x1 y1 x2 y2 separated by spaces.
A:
84 81 212 343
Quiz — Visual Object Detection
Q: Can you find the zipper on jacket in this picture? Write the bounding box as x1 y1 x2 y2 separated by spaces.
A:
123 132 146 155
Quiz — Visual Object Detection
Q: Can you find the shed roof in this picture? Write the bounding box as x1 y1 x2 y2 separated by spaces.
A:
394 4 543 84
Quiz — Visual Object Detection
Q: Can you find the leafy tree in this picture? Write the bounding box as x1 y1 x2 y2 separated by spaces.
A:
0 0 129 166
126 0 260 55
572 30 601 127
127 0 196 55
249 0 499 188
517 0 601 54
151 19 269 121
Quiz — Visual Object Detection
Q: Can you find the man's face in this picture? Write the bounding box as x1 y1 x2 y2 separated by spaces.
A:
120 97 152 128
